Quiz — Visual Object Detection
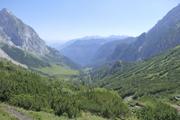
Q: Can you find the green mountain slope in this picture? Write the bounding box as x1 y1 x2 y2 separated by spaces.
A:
0 59 129 119
95 46 180 99
1 44 49 68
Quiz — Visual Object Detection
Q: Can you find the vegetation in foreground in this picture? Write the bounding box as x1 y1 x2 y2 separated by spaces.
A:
16 106 107 120
0 60 128 119
136 96 180 120
0 103 107 120
0 103 17 120
0 45 180 120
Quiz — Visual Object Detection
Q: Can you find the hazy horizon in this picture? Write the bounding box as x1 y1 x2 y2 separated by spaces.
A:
1 0 180 43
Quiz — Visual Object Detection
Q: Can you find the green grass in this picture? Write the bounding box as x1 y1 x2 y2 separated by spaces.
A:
0 103 107 120
0 104 17 120
35 64 80 81
37 64 79 76
16 107 107 120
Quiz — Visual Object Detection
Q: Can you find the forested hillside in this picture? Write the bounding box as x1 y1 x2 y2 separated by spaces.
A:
93 46 180 100
0 59 130 119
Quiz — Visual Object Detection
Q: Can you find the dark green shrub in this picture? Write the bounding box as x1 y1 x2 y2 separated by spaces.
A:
78 88 129 119
54 95 80 118
137 101 179 120
9 94 47 111
0 60 130 119
9 94 34 110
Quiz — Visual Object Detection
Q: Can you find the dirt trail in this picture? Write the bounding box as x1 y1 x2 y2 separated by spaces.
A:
5 105 33 120
170 104 180 113
124 95 134 102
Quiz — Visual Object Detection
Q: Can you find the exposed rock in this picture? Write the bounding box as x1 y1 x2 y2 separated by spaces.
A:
0 8 49 55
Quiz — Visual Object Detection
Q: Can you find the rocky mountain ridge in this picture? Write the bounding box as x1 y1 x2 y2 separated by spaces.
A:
0 8 77 69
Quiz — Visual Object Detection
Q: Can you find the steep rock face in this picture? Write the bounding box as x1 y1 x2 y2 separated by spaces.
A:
111 4 180 62
0 8 49 55
0 26 12 44
138 4 180 59
0 8 78 69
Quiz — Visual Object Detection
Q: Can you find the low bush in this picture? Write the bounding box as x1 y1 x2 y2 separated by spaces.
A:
9 94 48 111
136 98 179 120
78 88 129 119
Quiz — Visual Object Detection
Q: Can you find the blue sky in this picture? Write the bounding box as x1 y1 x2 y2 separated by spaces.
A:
0 0 180 43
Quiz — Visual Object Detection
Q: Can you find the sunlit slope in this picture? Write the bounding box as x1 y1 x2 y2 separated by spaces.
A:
97 46 180 98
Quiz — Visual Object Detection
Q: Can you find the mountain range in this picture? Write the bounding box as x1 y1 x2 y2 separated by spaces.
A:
78 4 180 103
60 36 132 66
60 4 180 67
112 4 180 62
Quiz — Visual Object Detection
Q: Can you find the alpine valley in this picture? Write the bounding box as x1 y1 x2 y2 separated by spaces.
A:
0 3 180 120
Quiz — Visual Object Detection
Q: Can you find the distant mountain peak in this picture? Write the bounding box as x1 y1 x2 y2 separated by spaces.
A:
111 4 180 62
0 8 12 15
0 8 50 55
0 8 78 69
